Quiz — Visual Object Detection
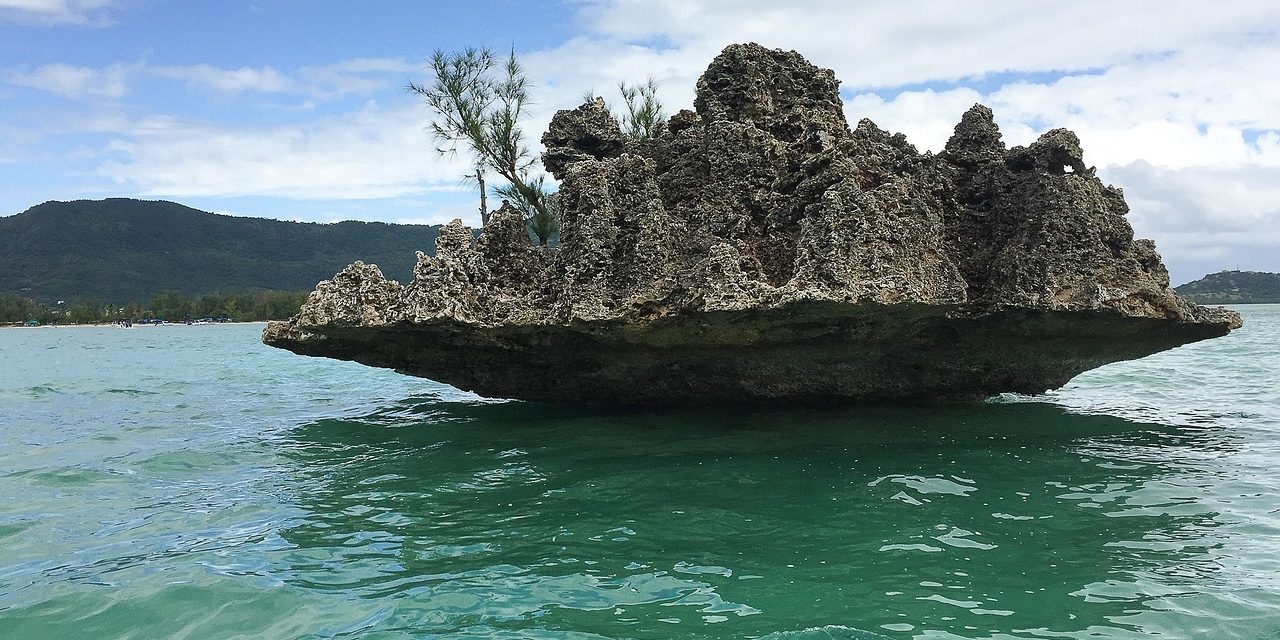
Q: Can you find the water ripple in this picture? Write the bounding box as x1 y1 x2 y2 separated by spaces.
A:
2 308 1279 638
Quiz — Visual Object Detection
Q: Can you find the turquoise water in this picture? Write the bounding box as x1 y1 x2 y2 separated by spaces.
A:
1 307 1278 639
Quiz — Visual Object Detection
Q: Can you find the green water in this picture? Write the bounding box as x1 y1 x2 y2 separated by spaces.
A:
2 307 1279 639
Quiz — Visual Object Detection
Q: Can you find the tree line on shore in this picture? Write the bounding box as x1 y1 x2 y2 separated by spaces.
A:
0 290 309 325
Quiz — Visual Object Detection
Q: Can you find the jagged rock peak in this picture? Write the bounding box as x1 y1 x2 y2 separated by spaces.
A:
694 43 847 141
1008 128 1092 176
944 104 1006 166
541 99 626 180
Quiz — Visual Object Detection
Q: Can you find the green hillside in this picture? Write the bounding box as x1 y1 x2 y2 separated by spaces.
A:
1175 270 1280 304
0 199 445 303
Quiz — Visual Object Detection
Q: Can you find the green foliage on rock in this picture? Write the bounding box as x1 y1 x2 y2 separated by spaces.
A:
583 77 668 141
409 48 557 245
616 77 666 141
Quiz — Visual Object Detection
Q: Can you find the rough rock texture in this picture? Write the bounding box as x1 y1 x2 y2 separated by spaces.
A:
264 43 1242 406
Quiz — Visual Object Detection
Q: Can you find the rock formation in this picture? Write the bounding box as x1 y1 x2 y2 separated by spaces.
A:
263 43 1241 406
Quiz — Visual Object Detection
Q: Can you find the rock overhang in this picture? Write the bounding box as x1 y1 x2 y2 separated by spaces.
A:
264 42 1242 406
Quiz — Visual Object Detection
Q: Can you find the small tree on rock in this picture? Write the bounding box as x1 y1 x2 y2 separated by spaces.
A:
582 77 667 141
409 48 556 245
616 77 666 141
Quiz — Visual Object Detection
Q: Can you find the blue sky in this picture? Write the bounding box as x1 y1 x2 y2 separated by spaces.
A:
2 0 1279 284
1 1 578 224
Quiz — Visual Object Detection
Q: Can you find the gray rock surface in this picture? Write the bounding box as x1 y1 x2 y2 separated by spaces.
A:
263 43 1241 406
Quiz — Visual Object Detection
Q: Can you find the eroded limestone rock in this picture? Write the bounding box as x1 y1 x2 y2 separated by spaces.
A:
263 43 1241 406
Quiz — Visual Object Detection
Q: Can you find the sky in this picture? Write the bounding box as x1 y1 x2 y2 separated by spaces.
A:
1 1 1278 285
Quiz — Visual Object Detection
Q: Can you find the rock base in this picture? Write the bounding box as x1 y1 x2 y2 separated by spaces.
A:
265 302 1234 406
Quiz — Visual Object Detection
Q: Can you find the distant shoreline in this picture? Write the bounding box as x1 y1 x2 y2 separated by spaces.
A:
0 321 268 330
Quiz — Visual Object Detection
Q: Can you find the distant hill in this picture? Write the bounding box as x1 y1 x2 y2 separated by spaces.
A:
1175 270 1280 304
0 198 445 303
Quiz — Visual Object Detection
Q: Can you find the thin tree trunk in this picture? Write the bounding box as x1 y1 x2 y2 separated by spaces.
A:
478 168 489 226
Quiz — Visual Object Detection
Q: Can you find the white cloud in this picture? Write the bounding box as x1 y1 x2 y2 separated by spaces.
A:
844 88 985 153
299 57 418 98
0 123 40 163
571 0 1280 88
96 101 472 200
5 62 133 98
147 58 416 98
5 56 417 107
1093 158 1279 286
151 64 296 94
1110 162 1280 238
523 37 706 111
0 0 117 25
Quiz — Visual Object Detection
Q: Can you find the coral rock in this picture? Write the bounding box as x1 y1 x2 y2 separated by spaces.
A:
264 43 1241 406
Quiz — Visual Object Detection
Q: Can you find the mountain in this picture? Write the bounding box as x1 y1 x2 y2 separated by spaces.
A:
0 199 445 303
1175 270 1280 304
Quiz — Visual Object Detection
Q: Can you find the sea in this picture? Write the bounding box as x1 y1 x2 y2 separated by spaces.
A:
1 306 1278 640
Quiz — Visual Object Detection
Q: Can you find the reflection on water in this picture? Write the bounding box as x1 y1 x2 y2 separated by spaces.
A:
274 399 1259 639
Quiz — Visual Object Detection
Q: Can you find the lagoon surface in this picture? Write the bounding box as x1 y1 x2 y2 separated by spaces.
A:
2 307 1279 639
